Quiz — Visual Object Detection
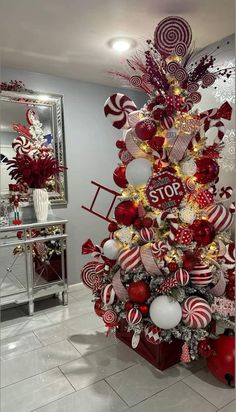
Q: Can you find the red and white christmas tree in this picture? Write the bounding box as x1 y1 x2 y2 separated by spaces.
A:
81 16 235 364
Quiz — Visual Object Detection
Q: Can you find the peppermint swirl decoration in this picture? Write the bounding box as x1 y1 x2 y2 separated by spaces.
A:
187 82 199 93
167 61 179 75
175 42 187 57
189 91 202 103
142 73 151 83
102 309 118 326
175 67 187 82
202 72 216 88
130 75 142 87
12 136 32 155
154 16 192 56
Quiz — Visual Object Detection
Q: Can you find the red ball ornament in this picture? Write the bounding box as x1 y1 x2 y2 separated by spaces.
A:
149 136 165 151
226 283 235 300
152 108 165 121
135 118 157 141
133 218 144 230
142 217 153 228
167 261 178 272
139 304 149 315
108 221 118 232
128 281 151 303
198 339 212 358
207 329 235 386
124 301 134 311
190 219 215 246
195 190 214 208
116 139 126 149
115 200 138 226
194 157 219 184
113 165 128 188
94 299 105 317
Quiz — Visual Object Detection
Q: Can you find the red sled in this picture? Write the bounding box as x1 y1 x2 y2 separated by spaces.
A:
116 319 183 370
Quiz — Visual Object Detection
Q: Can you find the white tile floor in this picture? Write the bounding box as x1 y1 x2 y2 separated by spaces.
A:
0 284 235 412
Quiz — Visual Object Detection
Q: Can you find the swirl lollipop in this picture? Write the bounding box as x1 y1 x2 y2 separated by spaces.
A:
154 16 192 57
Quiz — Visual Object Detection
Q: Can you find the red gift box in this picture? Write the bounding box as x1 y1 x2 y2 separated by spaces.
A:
116 319 183 370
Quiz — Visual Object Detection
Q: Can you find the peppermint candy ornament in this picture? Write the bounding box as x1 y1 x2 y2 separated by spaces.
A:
102 309 118 326
223 243 235 271
12 136 31 155
81 261 98 289
144 323 160 344
182 296 212 328
190 263 212 287
175 228 193 245
151 241 169 259
140 227 154 242
101 283 116 305
118 246 142 272
26 108 39 125
207 204 234 232
219 186 233 199
126 308 142 326
104 94 137 129
195 190 214 208
174 268 190 286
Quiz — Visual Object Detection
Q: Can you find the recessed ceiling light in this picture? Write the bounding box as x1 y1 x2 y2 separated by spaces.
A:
108 38 136 52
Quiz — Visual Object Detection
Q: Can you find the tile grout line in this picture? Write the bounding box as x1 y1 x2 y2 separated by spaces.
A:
217 399 235 411
183 380 224 409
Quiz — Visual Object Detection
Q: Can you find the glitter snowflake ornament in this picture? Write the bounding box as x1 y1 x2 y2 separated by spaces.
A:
218 129 235 172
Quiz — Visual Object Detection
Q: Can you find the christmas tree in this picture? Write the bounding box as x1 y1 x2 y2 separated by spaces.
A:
81 16 235 365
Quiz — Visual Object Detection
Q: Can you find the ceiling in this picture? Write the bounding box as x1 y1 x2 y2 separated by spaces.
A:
0 0 234 87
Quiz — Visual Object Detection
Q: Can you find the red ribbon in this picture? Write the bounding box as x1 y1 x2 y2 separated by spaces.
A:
81 239 101 257
216 102 232 120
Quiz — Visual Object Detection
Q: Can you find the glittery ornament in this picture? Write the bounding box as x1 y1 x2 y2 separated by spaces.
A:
179 206 196 224
195 190 214 208
116 227 133 244
181 158 197 176
157 276 178 293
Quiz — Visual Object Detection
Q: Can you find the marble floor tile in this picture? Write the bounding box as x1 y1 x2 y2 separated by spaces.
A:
33 380 127 412
68 284 91 301
1 340 81 387
219 400 236 412
0 368 74 412
34 322 74 346
106 361 193 406
0 314 53 340
128 381 217 412
183 368 235 408
0 332 42 360
69 327 116 356
60 342 138 391
45 297 94 323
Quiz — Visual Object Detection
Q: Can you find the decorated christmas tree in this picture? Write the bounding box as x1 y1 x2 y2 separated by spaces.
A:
81 16 235 378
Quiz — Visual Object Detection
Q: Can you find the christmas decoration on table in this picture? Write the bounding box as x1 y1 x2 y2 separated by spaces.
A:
81 16 235 371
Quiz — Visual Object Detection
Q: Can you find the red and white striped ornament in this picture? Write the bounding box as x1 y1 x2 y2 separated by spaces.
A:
12 136 31 155
229 201 235 215
140 244 162 276
207 204 234 232
102 309 118 326
160 116 174 130
223 243 235 271
144 323 160 344
118 246 142 272
175 228 193 245
101 283 116 305
195 190 214 208
182 296 212 328
161 212 178 244
104 94 137 129
81 261 98 289
185 177 196 193
174 268 190 286
190 263 212 287
126 308 142 326
140 227 154 242
151 241 169 259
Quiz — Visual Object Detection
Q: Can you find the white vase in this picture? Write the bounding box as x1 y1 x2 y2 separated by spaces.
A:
33 189 49 222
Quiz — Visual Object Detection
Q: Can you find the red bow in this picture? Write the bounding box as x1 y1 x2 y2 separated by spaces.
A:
216 102 232 120
81 239 102 258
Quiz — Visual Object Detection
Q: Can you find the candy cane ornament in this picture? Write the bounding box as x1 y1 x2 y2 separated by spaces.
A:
161 212 178 244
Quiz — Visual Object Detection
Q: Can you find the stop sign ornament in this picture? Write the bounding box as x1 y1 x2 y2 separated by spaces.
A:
145 171 185 210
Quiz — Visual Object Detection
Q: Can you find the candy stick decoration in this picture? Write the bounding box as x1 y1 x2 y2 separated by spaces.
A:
229 201 235 215
161 212 178 244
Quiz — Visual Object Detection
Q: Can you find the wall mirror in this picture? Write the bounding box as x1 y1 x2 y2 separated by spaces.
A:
0 89 67 204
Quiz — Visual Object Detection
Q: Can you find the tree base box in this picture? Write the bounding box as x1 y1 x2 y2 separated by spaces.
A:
116 319 183 370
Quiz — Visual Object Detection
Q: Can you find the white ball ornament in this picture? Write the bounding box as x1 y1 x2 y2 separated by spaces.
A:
149 295 182 329
181 158 197 176
103 239 122 260
126 158 152 187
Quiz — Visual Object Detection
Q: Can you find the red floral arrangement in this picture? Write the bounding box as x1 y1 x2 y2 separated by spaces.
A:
0 80 25 91
7 154 65 189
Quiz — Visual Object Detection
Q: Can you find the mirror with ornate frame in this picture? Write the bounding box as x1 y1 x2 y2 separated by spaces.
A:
0 89 67 205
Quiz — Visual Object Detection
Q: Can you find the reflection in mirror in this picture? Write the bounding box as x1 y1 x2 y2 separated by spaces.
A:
0 90 67 204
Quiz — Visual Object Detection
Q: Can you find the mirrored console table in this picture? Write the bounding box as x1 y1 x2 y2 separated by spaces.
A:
0 217 68 315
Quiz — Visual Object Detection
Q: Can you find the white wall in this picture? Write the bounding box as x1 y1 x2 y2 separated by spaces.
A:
1 67 145 284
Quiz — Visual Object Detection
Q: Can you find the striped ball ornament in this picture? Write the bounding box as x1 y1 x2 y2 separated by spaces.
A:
140 227 154 242
207 204 234 233
126 308 142 326
223 243 235 271
182 296 212 328
190 264 212 287
101 283 116 305
174 268 190 286
118 246 142 272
